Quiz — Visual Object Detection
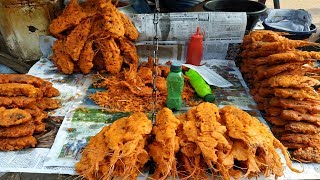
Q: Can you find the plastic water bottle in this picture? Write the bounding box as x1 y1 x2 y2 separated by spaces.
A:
185 69 215 102
166 62 184 110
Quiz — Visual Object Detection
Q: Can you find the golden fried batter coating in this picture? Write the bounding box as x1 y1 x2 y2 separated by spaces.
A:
292 147 320 163
118 37 139 67
119 12 139 41
79 41 95 74
0 121 35 138
274 87 320 101
281 110 320 125
261 75 320 88
220 105 301 177
0 96 35 108
49 0 88 36
264 116 288 126
100 2 125 38
65 18 93 61
0 136 37 151
269 97 320 114
96 38 122 74
0 83 42 98
285 122 320 134
52 40 75 74
35 97 60 110
148 108 181 179
255 62 307 81
281 133 320 148
0 107 32 127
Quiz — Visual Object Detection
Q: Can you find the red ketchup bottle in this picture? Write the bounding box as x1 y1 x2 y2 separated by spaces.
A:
186 27 203 66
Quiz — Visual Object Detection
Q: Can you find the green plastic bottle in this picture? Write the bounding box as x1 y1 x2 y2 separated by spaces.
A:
166 62 184 110
185 69 215 102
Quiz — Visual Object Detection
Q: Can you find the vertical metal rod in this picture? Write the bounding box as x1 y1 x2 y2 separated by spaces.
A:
151 0 160 124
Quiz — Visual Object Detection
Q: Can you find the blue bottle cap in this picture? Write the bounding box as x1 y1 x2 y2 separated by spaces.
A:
171 61 182 72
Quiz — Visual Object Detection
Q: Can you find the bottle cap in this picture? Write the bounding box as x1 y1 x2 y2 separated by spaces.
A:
170 61 182 72
204 94 215 103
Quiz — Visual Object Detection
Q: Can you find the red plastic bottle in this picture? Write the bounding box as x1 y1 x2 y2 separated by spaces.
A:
186 27 203 66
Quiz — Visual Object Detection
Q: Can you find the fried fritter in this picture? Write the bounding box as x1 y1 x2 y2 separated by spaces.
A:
52 40 75 74
100 2 125 38
255 62 307 81
269 97 320 114
0 136 37 151
119 12 139 41
281 133 320 148
34 122 46 133
274 87 320 101
118 37 139 68
265 107 283 117
65 17 93 61
281 110 320 125
220 105 301 177
285 122 320 134
242 51 320 66
78 41 95 74
292 147 320 163
0 121 35 138
49 0 88 36
36 97 60 110
96 38 122 74
242 30 286 46
264 116 287 126
75 126 110 180
0 83 42 98
149 108 181 179
0 107 32 127
261 75 320 88
0 96 35 108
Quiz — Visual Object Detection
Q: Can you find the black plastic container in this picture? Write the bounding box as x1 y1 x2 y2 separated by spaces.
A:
203 0 267 31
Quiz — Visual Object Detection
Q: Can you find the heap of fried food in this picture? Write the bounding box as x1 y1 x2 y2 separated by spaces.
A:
75 112 152 179
0 74 60 151
76 103 300 179
240 30 320 163
49 0 139 75
89 58 199 112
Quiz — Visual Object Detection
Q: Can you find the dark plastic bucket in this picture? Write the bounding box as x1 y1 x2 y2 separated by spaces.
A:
203 0 267 31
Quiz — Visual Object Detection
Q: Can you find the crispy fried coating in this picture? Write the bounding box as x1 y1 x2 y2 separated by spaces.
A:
76 112 152 179
261 75 320 88
265 107 283 117
0 121 35 138
36 97 60 110
243 40 319 52
52 40 75 74
274 87 320 101
44 86 60 98
242 51 320 66
79 41 95 74
0 136 37 151
75 126 109 180
264 116 288 126
269 97 320 114
149 108 181 179
0 107 32 127
220 105 301 177
255 62 307 81
281 133 320 148
100 2 125 38
34 122 46 133
96 38 122 74
118 37 139 68
0 96 35 108
242 30 287 46
0 83 42 98
65 18 93 61
119 12 139 41
281 110 320 125
292 147 320 163
285 122 320 134
49 0 88 36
